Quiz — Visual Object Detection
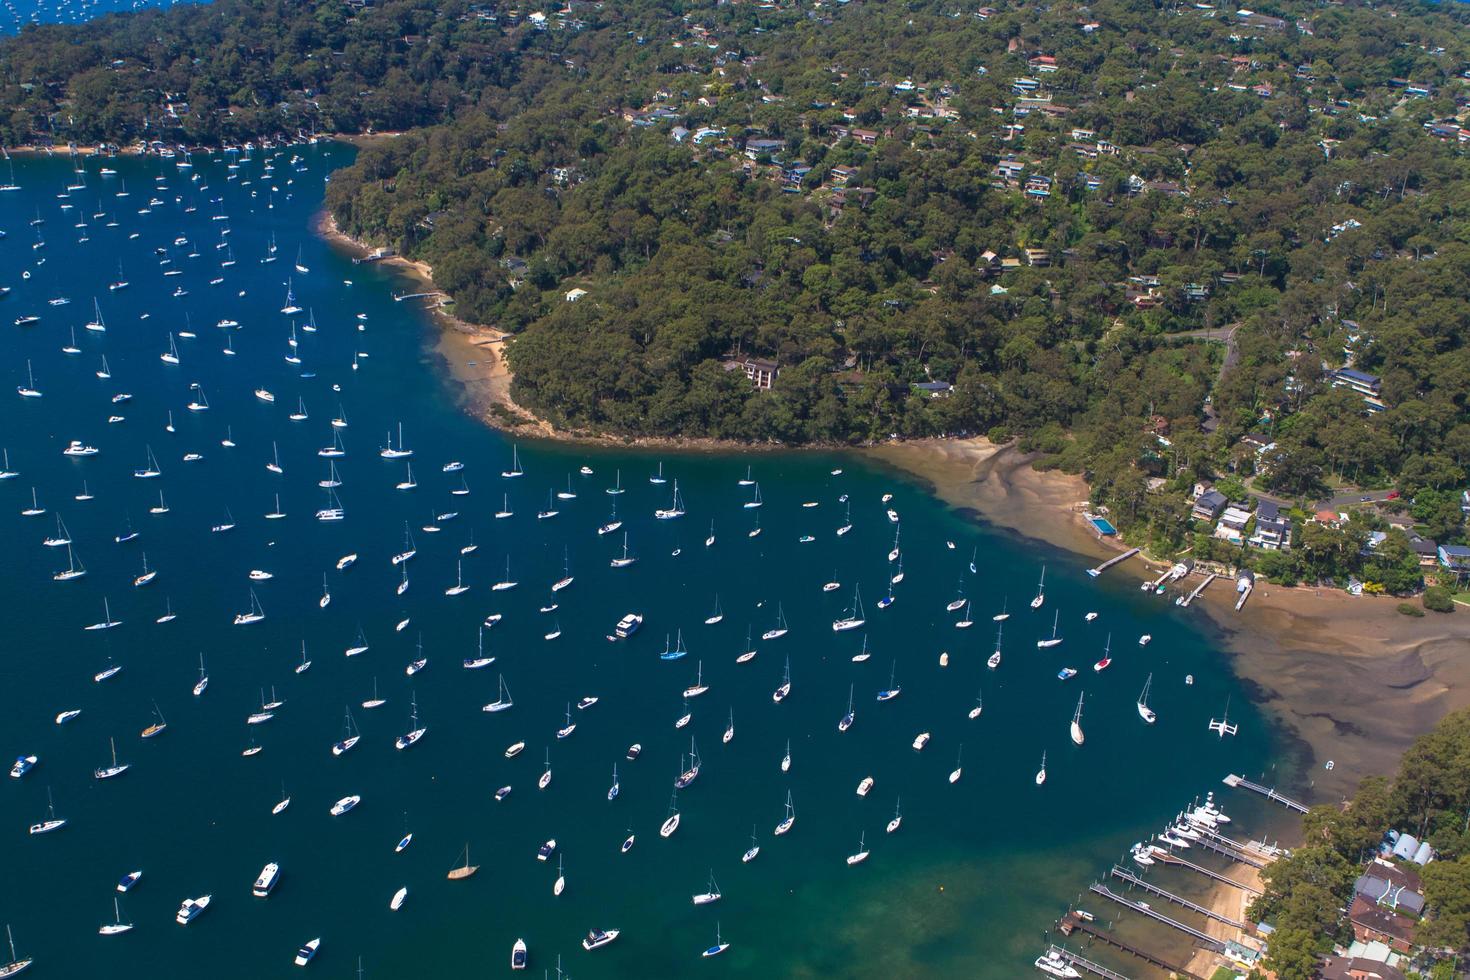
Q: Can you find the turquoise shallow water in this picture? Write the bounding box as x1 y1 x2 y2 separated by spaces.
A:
0 148 1291 978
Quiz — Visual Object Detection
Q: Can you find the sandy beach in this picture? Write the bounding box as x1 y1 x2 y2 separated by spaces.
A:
868 437 1470 802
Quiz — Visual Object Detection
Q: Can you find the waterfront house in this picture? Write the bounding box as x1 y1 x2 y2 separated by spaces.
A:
1320 957 1408 980
1249 499 1291 550
1438 544 1470 572
1215 504 1252 544
1348 895 1415 954
1192 489 1227 521
1354 860 1426 916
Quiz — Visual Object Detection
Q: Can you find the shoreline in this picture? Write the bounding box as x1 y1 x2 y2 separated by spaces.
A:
318 211 1470 802
867 437 1470 802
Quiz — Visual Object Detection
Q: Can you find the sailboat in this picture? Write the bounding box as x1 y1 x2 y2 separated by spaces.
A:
1137 674 1157 724
772 656 792 703
876 662 901 701
17 360 40 398
949 745 964 783
1 925 31 976
140 702 167 738
988 623 1003 669
332 707 361 756
683 661 709 697
654 480 685 519
444 560 469 597
379 422 412 459
660 789 681 837
551 549 574 591
447 844 479 881
395 694 426 749
556 704 577 739
742 826 761 863
702 923 730 958
344 624 370 658
272 782 291 815
94 737 129 779
607 764 620 801
294 246 309 275
85 598 121 632
610 532 636 568
781 739 791 772
692 870 722 905
704 594 723 625
98 898 132 936
762 603 789 640
838 684 855 732
160 333 180 365
483 675 513 713
233 589 265 625
1070 694 1085 745
362 678 387 710
501 444 524 478
86 297 107 332
53 544 86 581
832 585 866 632
193 654 209 696
266 441 283 474
29 788 65 835
1037 610 1062 648
773 790 795 835
539 748 553 790
1035 751 1048 786
846 832 870 865
1030 566 1046 608
553 855 565 895
744 483 763 509
395 462 416 490
492 556 517 591
955 600 974 629
736 626 758 664
1093 634 1113 672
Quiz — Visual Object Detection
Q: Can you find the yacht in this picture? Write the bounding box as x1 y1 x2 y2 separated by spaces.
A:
582 929 619 952
175 895 211 925
252 862 281 898
294 939 321 967
330 796 360 817
9 755 36 779
390 888 407 911
117 871 142 893
511 939 527 971
1034 950 1081 978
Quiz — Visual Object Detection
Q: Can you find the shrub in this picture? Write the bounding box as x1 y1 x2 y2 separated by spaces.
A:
1398 602 1425 617
1423 586 1455 613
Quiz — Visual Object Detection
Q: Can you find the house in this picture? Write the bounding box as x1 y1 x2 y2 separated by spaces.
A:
1320 957 1409 980
1330 368 1382 398
1023 248 1050 267
1239 433 1276 456
1438 545 1470 572
564 288 588 302
911 381 953 398
1250 499 1291 550
1407 533 1439 567
743 138 785 160
1354 860 1426 916
1215 505 1252 544
850 128 880 145
1192 489 1227 521
1348 894 1415 953
728 357 777 390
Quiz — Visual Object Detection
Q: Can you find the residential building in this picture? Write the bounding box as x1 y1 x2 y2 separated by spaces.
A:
1320 957 1409 980
1438 544 1470 571
564 287 588 302
1348 895 1415 954
1249 499 1291 550
1192 489 1227 521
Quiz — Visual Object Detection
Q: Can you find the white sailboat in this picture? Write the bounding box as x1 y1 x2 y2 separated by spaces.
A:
773 790 795 835
1069 694 1085 745
832 584 866 632
1037 610 1062 648
1137 674 1157 724
482 675 513 713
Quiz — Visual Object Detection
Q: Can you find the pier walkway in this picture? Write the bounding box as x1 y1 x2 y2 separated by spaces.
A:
1109 866 1247 929
1058 914 1207 979
1223 773 1309 814
1088 884 1226 950
1046 944 1133 980
1155 851 1263 895
1177 572 1217 607
1087 547 1140 578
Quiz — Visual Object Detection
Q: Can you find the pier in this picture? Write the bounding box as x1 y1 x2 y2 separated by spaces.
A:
1187 835 1267 869
1057 914 1207 978
1234 578 1253 611
1223 773 1309 814
1087 547 1140 578
1109 866 1247 929
1045 944 1134 980
1154 851 1263 895
392 290 447 303
1088 884 1226 951
1177 572 1217 607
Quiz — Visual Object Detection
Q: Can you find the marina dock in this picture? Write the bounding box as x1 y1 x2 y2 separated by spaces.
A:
1088 883 1226 951
1057 914 1206 979
1154 851 1263 895
1087 547 1140 578
1187 834 1267 869
1223 773 1309 814
1108 866 1247 929
1177 572 1217 607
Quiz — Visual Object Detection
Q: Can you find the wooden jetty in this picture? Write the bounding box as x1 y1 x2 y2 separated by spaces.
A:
1058 912 1210 978
1223 773 1308 814
1154 851 1263 895
1087 547 1140 578
1088 884 1226 951
1188 835 1266 869
1109 866 1247 930
1045 943 1134 980
1177 572 1217 607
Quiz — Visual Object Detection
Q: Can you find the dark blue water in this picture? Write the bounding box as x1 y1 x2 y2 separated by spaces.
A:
0 147 1291 978
0 0 198 34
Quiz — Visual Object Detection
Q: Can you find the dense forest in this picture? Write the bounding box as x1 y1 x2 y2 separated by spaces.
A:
1251 708 1470 978
4 0 1470 575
